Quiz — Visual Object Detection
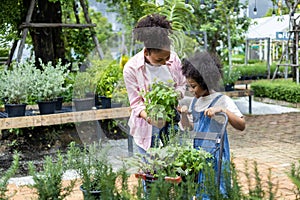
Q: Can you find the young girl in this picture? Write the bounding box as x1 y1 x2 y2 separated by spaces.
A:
181 51 245 198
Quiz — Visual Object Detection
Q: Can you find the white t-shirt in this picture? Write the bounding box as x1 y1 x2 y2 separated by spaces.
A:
188 92 243 118
145 62 173 84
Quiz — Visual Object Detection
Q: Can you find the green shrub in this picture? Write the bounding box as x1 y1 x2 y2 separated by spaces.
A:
287 160 300 199
28 151 76 199
234 63 289 78
251 79 300 103
0 152 19 200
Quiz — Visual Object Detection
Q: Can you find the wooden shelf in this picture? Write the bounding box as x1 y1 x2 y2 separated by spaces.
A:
0 107 131 130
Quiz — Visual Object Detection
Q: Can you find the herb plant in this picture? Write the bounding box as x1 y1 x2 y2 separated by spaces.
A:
0 152 19 199
66 142 130 199
143 80 179 123
0 59 36 104
30 58 71 101
28 151 76 200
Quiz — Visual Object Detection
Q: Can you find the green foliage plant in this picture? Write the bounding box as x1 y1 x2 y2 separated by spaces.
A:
66 142 130 199
143 80 179 124
72 71 96 99
94 60 123 98
30 58 71 101
287 160 300 199
222 65 241 86
0 59 36 104
28 151 76 200
251 79 300 103
0 152 19 200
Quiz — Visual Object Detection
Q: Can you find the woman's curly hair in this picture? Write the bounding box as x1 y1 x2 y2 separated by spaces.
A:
133 14 172 51
182 51 223 91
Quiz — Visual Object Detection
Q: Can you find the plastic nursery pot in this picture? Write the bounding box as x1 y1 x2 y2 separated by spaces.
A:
79 185 101 200
37 100 57 115
73 97 95 111
5 103 27 117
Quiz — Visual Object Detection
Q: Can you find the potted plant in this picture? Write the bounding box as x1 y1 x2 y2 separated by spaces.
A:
126 140 213 199
0 59 36 117
222 66 241 91
94 61 123 109
31 59 71 114
28 151 76 199
72 71 97 111
66 142 130 199
143 80 180 128
111 78 129 108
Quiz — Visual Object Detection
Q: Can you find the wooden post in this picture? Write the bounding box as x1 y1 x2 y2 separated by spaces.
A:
79 0 104 60
17 0 35 62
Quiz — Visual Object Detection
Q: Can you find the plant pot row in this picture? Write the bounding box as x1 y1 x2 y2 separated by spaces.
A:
4 96 123 118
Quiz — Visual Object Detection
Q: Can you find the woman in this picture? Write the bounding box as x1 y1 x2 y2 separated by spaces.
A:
123 14 186 154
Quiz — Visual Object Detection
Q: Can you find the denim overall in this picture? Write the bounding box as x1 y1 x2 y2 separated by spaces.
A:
191 95 230 199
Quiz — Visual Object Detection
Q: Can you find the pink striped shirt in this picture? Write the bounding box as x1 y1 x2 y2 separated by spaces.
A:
123 49 186 150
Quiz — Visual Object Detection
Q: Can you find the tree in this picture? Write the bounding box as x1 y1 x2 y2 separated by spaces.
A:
0 0 112 68
98 0 251 62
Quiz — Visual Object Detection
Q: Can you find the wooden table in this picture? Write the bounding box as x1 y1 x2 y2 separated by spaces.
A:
222 89 254 114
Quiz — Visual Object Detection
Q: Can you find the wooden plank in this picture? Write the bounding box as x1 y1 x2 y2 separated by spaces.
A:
19 23 96 29
222 89 254 97
0 107 131 130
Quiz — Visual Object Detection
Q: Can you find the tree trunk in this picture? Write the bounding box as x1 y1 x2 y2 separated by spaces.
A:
27 0 65 68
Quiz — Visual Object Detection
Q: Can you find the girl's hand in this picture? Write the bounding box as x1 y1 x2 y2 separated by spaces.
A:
204 106 225 117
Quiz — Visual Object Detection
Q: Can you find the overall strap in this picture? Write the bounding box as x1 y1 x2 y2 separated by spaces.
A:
207 94 223 108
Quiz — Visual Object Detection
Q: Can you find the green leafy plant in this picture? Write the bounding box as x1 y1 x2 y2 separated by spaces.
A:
143 80 179 123
66 142 130 199
28 151 76 200
0 59 36 104
287 160 300 199
251 79 300 103
222 65 241 86
30 58 71 101
95 61 123 98
0 152 19 200
72 71 97 99
127 139 212 178
111 78 129 106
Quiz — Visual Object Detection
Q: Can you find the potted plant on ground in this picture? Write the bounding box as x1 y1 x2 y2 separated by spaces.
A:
31 58 71 114
66 142 131 199
0 59 36 117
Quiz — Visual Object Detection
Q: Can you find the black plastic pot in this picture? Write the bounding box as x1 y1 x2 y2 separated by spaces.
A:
100 96 111 109
37 100 57 115
79 185 101 200
5 104 27 117
55 97 63 110
73 97 95 111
